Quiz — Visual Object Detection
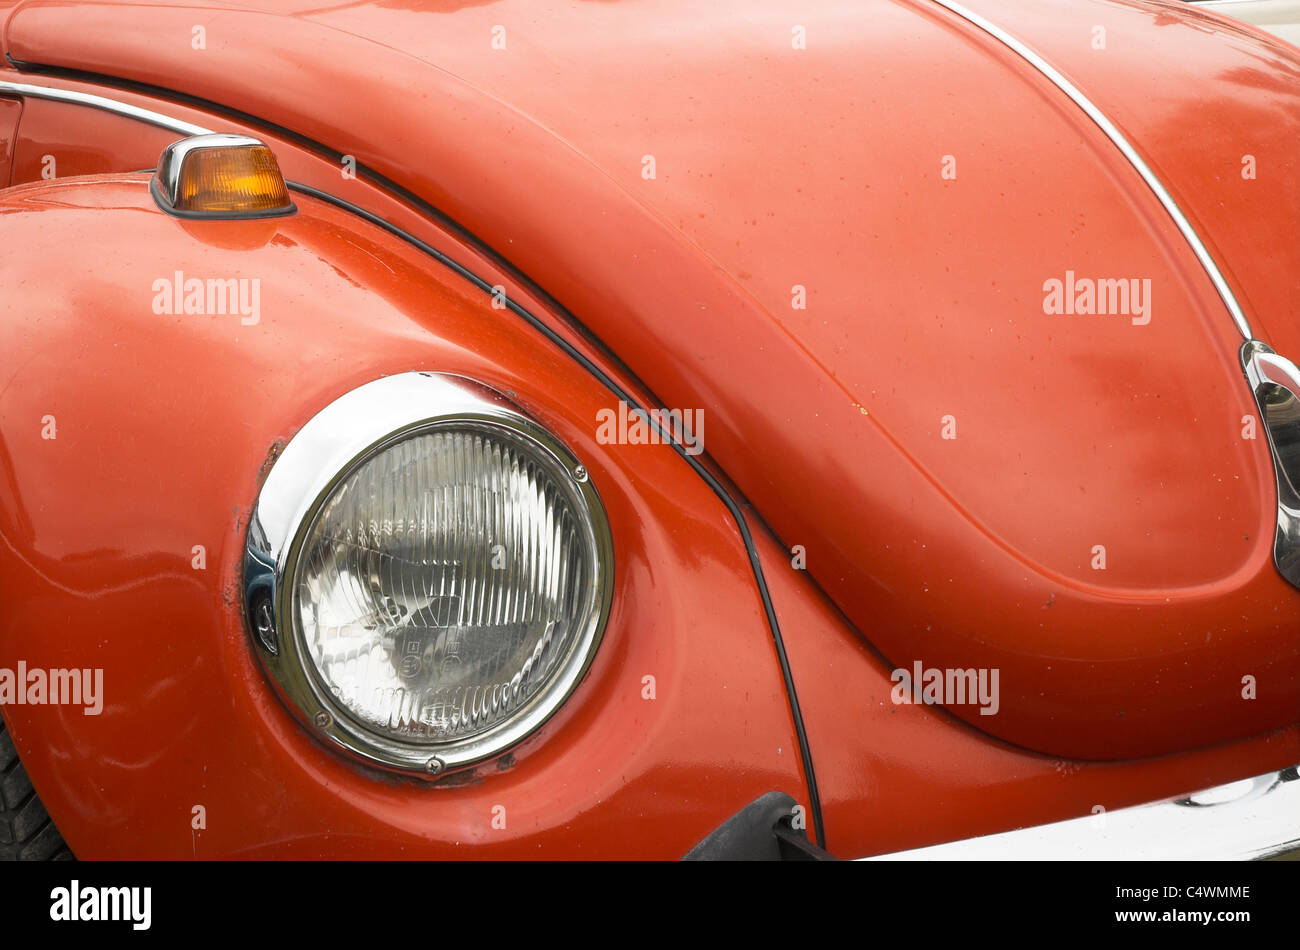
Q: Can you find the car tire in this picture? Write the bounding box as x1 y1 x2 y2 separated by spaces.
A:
0 717 74 860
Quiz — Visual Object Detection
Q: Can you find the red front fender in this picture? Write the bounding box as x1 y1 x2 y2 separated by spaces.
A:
0 175 810 858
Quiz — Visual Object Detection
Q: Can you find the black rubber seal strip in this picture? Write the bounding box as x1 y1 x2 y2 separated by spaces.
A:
285 180 827 848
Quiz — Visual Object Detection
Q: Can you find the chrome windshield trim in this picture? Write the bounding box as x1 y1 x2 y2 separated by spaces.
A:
863 766 1300 860
929 0 1254 341
0 79 212 136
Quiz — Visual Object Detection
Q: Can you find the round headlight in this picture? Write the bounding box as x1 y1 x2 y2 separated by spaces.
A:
244 373 613 776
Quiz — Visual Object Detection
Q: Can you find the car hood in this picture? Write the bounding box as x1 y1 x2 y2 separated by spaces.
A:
6 0 1298 758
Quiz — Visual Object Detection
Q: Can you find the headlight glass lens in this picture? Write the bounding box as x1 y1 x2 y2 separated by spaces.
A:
293 423 597 745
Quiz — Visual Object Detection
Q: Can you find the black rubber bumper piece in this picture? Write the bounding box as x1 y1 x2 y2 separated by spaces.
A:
683 792 835 861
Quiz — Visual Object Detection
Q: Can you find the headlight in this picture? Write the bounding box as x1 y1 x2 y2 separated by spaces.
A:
244 373 613 776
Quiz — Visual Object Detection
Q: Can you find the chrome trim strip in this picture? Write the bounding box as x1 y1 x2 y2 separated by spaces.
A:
929 0 1254 341
929 0 1300 587
243 372 615 778
0 79 212 136
864 766 1300 860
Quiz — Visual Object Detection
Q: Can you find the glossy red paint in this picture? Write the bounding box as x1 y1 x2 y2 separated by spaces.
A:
10 98 177 184
0 0 1295 858
755 518 1300 858
0 95 18 185
3 0 1295 758
958 0 1300 361
0 72 660 437
1 175 1293 858
0 178 809 858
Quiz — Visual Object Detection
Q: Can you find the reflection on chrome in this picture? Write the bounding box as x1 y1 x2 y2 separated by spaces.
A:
243 372 614 777
864 766 1300 860
1243 341 1300 591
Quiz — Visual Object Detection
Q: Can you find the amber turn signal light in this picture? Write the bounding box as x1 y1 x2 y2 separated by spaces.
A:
151 134 296 219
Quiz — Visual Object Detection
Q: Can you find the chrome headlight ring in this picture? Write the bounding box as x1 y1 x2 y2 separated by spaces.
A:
243 372 614 777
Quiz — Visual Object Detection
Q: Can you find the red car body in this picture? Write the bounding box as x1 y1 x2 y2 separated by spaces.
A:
0 0 1297 859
